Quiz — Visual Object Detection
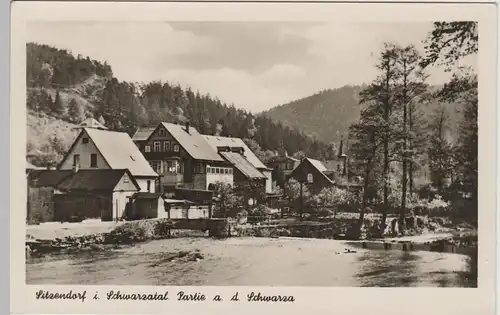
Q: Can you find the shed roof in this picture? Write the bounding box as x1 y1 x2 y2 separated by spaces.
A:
78 118 108 130
57 169 140 191
82 128 158 177
26 161 43 170
202 135 268 169
131 192 163 199
159 123 224 162
219 151 267 179
29 170 74 187
132 127 157 142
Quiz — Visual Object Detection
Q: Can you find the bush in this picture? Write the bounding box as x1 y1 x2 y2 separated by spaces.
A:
26 213 41 225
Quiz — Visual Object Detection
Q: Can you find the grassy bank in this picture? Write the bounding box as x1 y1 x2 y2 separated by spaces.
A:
26 219 207 257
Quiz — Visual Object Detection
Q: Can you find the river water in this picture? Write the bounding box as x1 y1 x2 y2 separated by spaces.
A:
26 237 474 287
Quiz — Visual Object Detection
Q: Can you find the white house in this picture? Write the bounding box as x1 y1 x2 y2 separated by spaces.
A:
58 127 159 192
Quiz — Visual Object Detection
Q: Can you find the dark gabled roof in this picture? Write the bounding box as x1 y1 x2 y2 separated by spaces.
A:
131 192 163 199
291 158 335 185
132 127 156 141
57 169 140 191
29 170 74 187
159 123 224 162
219 151 267 180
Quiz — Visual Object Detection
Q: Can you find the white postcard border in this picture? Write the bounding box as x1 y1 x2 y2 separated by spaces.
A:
10 2 497 315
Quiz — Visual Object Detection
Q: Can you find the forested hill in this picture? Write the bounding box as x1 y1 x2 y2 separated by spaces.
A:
263 84 462 145
263 86 365 144
26 42 335 166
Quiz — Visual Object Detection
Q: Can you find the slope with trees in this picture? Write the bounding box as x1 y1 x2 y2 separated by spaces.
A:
26 42 333 166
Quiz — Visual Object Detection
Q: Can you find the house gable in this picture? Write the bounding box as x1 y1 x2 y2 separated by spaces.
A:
59 129 110 171
143 123 190 158
113 171 141 192
290 159 334 191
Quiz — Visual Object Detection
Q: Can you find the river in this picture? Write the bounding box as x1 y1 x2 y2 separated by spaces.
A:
26 237 474 287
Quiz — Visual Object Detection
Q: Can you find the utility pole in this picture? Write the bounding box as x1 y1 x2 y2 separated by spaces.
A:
299 180 303 221
299 157 304 221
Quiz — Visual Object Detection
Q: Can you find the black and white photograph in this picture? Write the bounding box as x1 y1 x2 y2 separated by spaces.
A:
23 19 481 287
9 2 497 314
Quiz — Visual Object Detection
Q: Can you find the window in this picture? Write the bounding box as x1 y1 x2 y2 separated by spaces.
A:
147 180 151 192
145 145 151 152
207 167 212 174
224 169 229 174
82 137 89 144
307 173 314 183
158 128 165 136
151 161 161 173
73 154 80 167
90 154 97 168
287 163 294 170
124 177 129 183
229 168 233 174
163 141 170 152
153 141 161 152
173 144 179 152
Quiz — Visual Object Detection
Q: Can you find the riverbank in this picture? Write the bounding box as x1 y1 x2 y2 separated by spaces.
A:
26 236 473 287
26 216 477 258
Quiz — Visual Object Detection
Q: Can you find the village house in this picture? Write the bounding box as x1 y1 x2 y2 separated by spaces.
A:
267 149 300 188
132 126 157 150
136 122 233 192
125 189 213 221
27 169 140 222
58 127 159 193
288 158 335 194
202 135 273 194
287 139 363 194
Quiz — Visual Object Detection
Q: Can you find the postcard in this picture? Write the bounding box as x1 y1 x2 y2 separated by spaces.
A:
10 1 497 314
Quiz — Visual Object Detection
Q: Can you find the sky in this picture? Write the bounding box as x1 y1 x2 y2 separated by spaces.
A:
27 21 477 113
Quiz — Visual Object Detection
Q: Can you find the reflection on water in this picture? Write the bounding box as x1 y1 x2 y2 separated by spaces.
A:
26 237 473 287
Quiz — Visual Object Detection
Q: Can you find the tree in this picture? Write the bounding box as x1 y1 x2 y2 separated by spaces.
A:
312 186 352 217
67 98 83 123
392 45 428 233
358 43 400 235
292 150 306 160
349 106 384 235
284 178 311 219
212 181 241 218
428 105 455 192
421 22 478 70
50 89 65 116
423 22 478 224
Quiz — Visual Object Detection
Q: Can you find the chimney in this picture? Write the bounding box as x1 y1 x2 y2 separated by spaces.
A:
185 121 190 134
